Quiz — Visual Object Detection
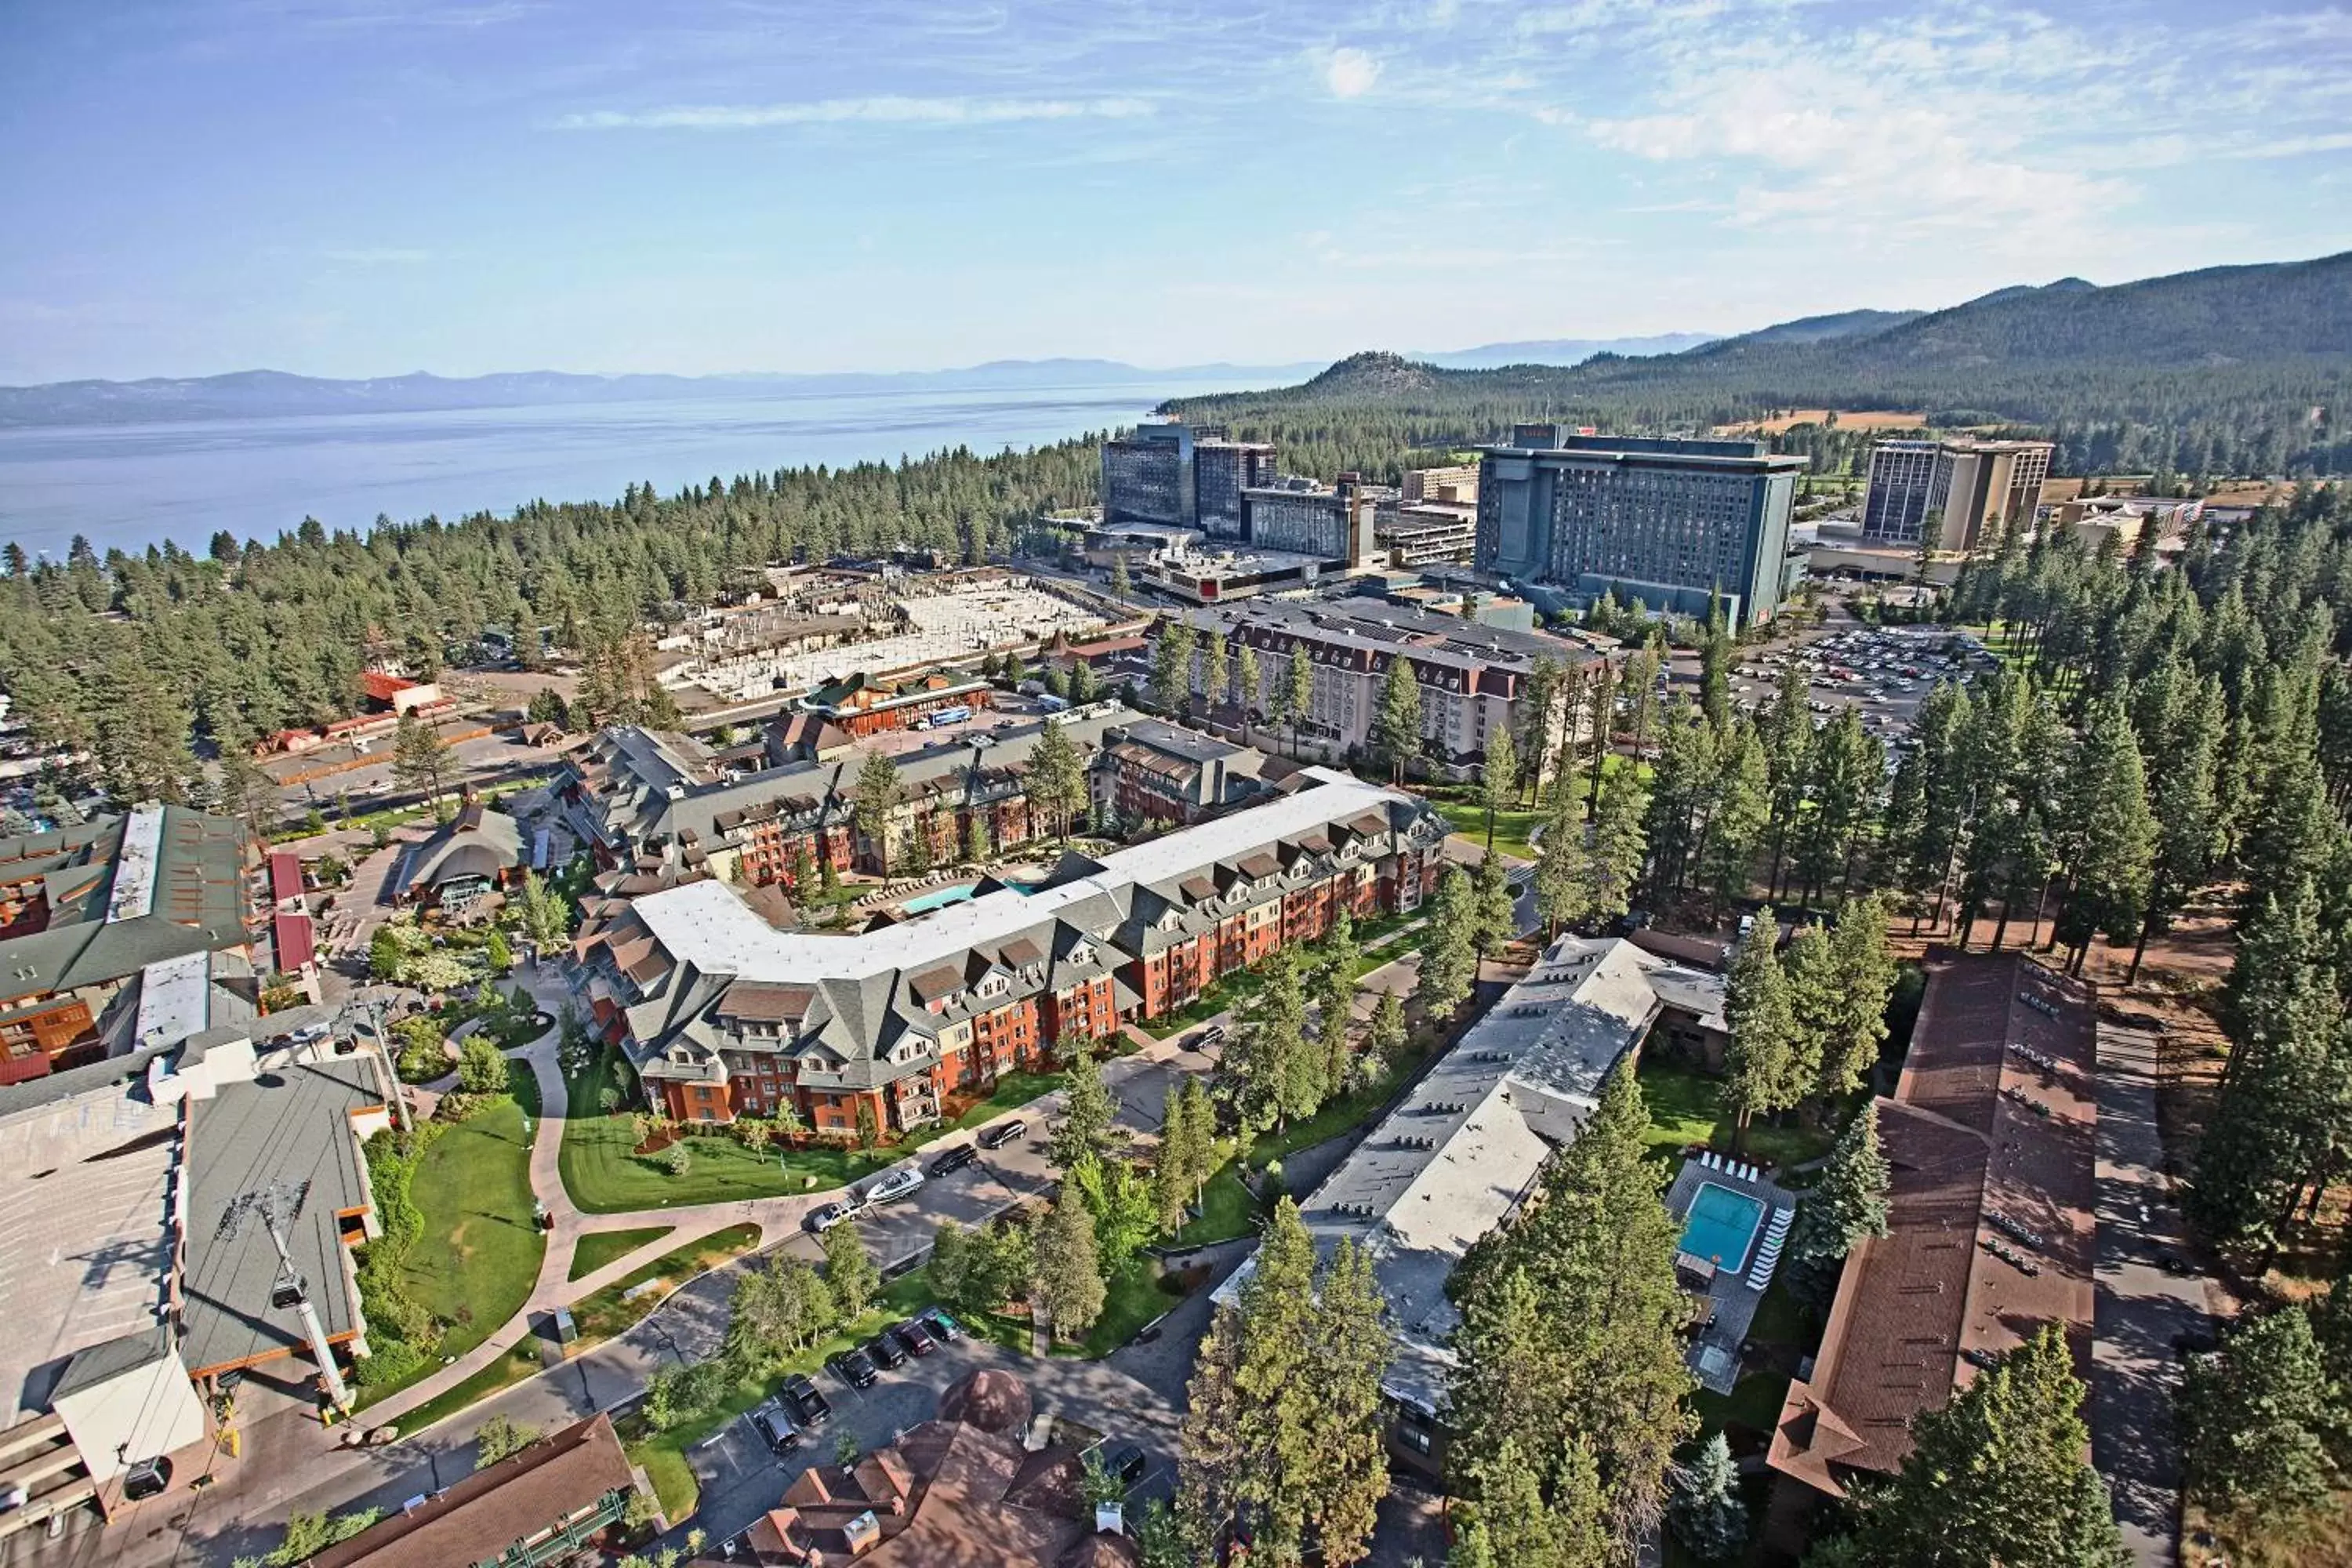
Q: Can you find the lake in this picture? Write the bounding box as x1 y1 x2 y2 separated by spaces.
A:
0 372 1258 557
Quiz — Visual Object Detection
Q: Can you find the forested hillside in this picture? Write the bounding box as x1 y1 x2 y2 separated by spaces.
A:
0 441 1098 804
1165 252 2352 481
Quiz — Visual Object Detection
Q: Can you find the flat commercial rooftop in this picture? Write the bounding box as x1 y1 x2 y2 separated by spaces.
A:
1218 934 1725 1416
630 767 1411 985
0 1083 178 1420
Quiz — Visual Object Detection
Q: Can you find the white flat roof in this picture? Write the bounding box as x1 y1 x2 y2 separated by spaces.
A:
106 804 165 924
631 767 1408 983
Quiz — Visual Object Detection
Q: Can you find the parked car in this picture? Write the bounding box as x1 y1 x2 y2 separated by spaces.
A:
781 1372 831 1426
864 1166 925 1206
749 1399 802 1454
1103 1443 1149 1488
919 1306 964 1343
805 1201 858 1233
891 1319 936 1357
927 1144 978 1178
829 1348 878 1389
865 1330 906 1370
978 1118 1028 1151
1192 1024 1227 1049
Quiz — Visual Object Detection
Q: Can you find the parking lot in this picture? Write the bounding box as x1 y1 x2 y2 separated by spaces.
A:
1668 615 1998 757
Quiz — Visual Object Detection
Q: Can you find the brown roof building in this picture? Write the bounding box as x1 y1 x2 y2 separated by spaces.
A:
309 1414 641 1568
1768 950 2097 1497
744 1370 1138 1567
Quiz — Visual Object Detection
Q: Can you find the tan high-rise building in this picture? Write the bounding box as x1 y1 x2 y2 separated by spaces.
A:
1861 437 2053 554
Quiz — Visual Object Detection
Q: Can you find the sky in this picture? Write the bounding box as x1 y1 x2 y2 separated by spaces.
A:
3 0 2349 383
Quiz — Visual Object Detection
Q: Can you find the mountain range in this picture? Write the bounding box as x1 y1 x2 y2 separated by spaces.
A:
1169 252 2352 434
0 336 1732 429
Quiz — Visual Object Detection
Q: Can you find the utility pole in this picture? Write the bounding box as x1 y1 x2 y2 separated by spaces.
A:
216 1181 353 1413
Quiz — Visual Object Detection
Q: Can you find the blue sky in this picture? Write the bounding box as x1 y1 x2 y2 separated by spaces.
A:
3 0 2348 383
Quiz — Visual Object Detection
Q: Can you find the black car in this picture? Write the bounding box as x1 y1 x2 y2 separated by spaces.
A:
891 1319 936 1357
919 1306 964 1343
782 1372 831 1425
750 1399 802 1454
829 1348 878 1389
928 1143 978 1178
1104 1443 1148 1488
978 1117 1027 1150
865 1330 906 1370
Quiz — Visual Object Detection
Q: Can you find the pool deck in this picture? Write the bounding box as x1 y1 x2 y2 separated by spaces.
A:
1667 1155 1804 1394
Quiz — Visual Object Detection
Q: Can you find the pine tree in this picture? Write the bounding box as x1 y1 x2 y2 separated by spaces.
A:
1154 1087 1197 1235
1111 554 1133 598
1368 990 1407 1065
1819 893 1896 1098
1667 1432 1747 1562
1049 1043 1120 1171
1375 655 1422 784
822 1216 880 1321
1780 920 1838 1098
1417 866 1479 1022
1201 629 1229 717
2053 696 2158 972
1236 645 1262 741
1722 912 1801 1150
1448 1062 1693 1552
391 710 455 813
1177 1076 1218 1205
1535 786 1584 937
1828 1325 2126 1567
1227 946 1312 1136
1284 646 1315 761
1576 762 1647 931
2178 1305 2342 1532
1318 913 1359 1091
1177 1200 1392 1565
1032 1189 1105 1340
1790 1102 1891 1266
1150 619 1198 716
1521 654 1565 807
1480 724 1519 852
1472 852 1518 956
1025 717 1088 844
1762 660 1813 897
852 750 905 876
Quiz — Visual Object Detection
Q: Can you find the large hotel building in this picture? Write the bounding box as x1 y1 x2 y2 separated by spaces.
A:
574 768 1447 1133
1474 427 1806 629
1860 437 2053 553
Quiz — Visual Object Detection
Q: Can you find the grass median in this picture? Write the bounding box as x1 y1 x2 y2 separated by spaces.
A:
557 1051 1062 1214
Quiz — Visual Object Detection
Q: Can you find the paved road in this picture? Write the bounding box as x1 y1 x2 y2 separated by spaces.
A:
2090 1019 2216 1567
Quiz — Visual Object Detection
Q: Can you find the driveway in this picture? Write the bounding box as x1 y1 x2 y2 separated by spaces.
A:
2090 1018 2217 1568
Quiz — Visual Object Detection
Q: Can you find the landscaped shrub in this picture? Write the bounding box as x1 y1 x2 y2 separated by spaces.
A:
354 1123 449 1374
661 1143 692 1178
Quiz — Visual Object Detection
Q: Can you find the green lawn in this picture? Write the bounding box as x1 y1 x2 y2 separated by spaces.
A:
391 1341 547 1435
394 1223 759 1436
557 1051 1062 1214
359 1084 546 1410
630 1268 942 1520
1635 1057 1835 1172
1174 1162 1264 1247
1428 796 1541 862
570 1224 764 1344
1070 1261 1196 1358
568 1226 674 1282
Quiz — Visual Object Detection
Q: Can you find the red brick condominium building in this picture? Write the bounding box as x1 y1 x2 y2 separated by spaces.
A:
574 768 1446 1134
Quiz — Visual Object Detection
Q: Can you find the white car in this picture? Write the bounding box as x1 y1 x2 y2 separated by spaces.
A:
863 1167 925 1206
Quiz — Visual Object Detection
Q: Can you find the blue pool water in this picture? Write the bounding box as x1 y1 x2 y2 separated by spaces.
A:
1679 1182 1766 1270
900 879 1041 913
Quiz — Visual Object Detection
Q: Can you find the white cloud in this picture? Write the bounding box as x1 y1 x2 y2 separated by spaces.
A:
1323 46 1382 99
555 96 1153 131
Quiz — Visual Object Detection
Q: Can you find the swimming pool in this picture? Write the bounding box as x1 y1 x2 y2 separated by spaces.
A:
900 878 1044 914
1679 1181 1766 1271
901 884 978 913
